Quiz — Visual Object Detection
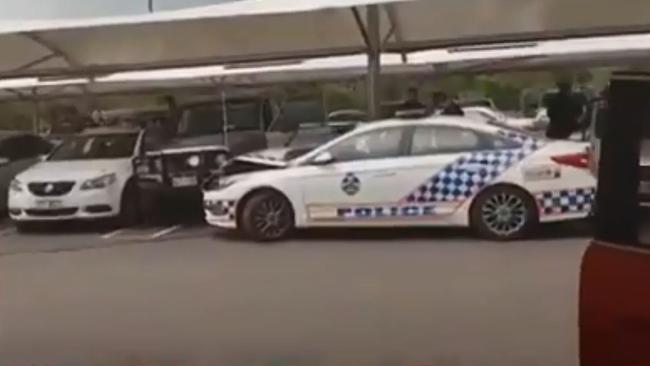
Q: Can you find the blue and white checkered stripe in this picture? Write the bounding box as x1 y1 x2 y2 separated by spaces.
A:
535 187 596 216
204 200 237 220
404 140 543 204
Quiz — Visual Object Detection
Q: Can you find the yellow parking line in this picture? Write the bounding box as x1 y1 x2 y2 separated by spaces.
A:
149 225 182 240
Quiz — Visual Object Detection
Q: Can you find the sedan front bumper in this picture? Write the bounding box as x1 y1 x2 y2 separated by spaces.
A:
8 188 120 222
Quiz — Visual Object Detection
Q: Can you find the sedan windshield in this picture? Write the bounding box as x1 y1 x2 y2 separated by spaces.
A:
48 134 138 161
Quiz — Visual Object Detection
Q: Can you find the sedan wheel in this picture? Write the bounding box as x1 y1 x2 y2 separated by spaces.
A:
471 186 538 240
240 191 294 241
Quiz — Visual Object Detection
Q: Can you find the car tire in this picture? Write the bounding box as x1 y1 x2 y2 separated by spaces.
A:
470 185 538 241
239 190 294 241
118 180 140 227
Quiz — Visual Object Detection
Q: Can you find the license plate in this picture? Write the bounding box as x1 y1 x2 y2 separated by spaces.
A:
35 200 63 209
172 176 198 187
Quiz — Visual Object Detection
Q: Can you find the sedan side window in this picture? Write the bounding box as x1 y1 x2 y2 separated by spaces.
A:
411 126 482 155
328 127 404 163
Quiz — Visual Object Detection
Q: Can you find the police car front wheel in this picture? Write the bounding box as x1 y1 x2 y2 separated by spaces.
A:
470 185 538 241
239 190 294 242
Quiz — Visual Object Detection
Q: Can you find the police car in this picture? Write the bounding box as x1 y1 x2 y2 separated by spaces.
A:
203 116 595 241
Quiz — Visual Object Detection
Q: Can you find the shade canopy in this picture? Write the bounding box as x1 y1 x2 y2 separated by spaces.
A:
2 0 650 79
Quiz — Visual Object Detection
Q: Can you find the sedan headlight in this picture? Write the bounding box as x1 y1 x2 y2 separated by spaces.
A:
81 173 117 190
9 179 23 193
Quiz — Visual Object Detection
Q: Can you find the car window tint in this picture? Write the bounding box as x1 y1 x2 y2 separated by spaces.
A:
328 127 404 162
411 126 481 155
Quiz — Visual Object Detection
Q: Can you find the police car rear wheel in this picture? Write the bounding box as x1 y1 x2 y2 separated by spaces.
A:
471 186 538 240
240 191 294 241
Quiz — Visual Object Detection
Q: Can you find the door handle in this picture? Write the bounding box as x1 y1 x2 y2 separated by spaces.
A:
373 172 396 178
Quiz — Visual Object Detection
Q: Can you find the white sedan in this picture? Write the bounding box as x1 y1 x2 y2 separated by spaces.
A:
8 127 142 231
204 117 595 241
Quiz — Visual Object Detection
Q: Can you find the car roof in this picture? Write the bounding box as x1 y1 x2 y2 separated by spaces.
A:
81 126 141 135
353 116 502 135
0 130 36 141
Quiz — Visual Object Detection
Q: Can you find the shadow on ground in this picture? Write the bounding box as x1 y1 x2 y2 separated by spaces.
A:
215 220 593 243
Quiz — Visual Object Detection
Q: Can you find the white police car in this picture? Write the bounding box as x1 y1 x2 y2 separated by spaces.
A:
203 116 595 241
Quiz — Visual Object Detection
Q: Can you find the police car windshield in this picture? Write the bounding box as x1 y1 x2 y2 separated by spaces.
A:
48 133 138 161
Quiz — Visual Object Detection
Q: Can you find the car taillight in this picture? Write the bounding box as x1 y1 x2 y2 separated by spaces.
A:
586 146 598 176
551 152 589 169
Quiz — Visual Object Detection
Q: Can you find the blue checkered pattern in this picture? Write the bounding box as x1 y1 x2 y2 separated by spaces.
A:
204 200 237 220
497 129 533 145
536 188 596 216
404 141 543 204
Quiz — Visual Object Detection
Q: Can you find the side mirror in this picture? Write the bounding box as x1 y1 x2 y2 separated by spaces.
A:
311 151 334 166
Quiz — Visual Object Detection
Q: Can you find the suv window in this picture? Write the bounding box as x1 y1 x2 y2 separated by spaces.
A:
178 101 262 136
327 127 405 163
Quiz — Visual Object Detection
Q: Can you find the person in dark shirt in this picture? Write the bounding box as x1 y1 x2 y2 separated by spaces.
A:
400 87 426 111
545 81 584 139
428 91 448 115
441 95 465 116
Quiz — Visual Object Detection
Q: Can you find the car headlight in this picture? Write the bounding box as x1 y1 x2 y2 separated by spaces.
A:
81 173 117 190
186 155 201 168
9 179 23 193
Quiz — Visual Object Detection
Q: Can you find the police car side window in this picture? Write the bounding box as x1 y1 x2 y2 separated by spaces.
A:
328 127 404 163
411 126 481 155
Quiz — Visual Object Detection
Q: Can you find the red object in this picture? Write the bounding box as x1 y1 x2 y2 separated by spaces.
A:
580 241 650 366
552 152 590 169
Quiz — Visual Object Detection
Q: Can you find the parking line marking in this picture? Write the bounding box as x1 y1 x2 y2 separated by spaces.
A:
101 229 125 240
149 225 182 240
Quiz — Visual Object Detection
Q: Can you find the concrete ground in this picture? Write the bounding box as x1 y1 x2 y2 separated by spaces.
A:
0 221 590 366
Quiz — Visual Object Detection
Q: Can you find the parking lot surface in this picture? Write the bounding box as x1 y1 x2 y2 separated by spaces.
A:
0 221 589 366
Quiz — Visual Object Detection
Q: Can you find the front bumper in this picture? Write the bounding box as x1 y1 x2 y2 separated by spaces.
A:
8 188 120 222
204 197 238 229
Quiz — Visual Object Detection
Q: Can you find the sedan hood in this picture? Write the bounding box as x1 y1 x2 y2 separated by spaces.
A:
17 159 129 182
235 148 291 167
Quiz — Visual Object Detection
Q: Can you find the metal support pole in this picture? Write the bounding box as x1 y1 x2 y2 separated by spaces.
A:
221 89 229 148
366 5 381 120
32 101 40 134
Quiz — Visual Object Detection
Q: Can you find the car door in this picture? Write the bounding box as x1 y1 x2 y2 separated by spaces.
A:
300 126 412 223
397 125 499 217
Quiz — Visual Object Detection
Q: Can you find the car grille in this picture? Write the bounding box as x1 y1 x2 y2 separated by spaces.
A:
164 151 227 173
25 208 78 217
28 182 75 197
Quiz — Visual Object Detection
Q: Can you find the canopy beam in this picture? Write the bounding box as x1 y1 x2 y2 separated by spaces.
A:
366 4 381 120
14 53 58 72
351 7 370 49
383 5 407 63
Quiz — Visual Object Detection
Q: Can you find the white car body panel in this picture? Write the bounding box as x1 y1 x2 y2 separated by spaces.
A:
204 117 596 233
8 131 142 222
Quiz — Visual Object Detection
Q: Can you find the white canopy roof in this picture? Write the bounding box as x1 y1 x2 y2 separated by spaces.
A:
3 0 650 79
5 32 650 102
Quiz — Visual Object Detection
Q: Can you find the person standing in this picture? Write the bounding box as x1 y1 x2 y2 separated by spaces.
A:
399 87 426 111
428 91 448 115
441 94 465 116
545 81 584 139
